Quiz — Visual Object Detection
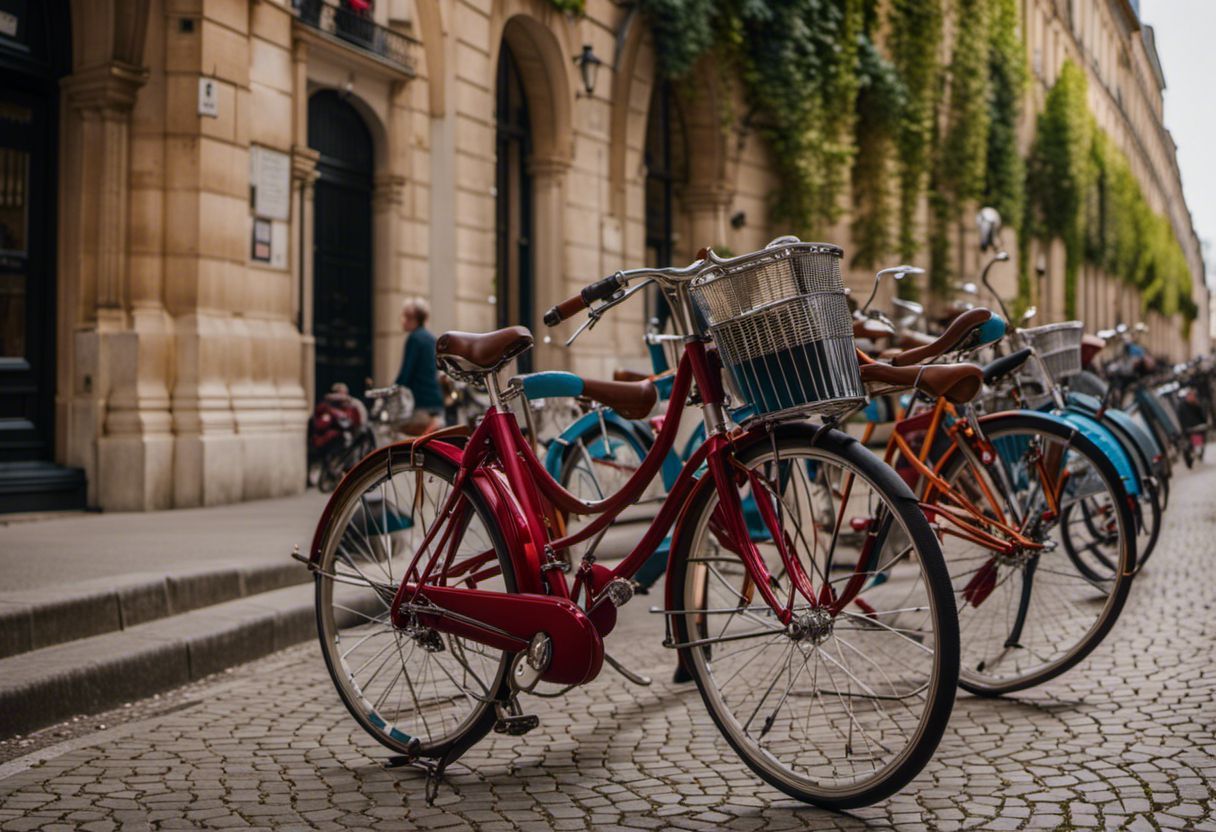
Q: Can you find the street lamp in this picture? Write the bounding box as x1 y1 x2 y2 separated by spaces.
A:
574 45 603 97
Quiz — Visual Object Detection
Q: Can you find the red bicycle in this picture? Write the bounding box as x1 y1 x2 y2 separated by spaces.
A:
304 241 960 809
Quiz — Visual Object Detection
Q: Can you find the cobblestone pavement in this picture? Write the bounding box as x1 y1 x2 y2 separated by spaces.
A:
2 463 1215 831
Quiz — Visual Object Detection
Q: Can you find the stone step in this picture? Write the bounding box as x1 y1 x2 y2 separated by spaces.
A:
0 560 310 661
0 581 374 739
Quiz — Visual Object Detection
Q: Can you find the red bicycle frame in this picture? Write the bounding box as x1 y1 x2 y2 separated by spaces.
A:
383 341 844 685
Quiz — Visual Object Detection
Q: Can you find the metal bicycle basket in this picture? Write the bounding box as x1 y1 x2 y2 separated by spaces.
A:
1017 321 1084 385
689 241 866 422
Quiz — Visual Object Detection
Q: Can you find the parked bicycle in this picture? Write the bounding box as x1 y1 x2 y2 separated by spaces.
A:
303 239 961 808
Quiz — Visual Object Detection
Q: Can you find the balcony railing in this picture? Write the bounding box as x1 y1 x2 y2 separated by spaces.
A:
293 0 413 72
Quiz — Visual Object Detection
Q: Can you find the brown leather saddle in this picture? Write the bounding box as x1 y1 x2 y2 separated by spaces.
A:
436 326 534 376
859 362 983 404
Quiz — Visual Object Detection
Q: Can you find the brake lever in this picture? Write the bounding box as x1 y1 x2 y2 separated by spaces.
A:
563 278 655 348
565 309 601 347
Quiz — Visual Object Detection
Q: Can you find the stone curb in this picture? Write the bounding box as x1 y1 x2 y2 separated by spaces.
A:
0 560 308 660
0 582 330 739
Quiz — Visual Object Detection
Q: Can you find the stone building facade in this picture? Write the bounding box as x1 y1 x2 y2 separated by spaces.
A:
0 0 1206 512
1017 0 1209 359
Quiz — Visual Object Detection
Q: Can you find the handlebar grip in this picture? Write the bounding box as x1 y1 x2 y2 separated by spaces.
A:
543 294 586 327
581 273 623 304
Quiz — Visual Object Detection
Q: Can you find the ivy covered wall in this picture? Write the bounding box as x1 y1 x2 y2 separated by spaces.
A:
616 0 1198 327
1024 60 1196 324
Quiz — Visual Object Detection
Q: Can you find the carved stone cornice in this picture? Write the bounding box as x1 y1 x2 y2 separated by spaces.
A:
526 154 572 179
680 184 733 212
291 145 321 185
373 173 407 208
61 61 149 115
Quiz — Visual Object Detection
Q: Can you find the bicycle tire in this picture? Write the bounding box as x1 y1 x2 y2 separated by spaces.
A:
669 425 959 809
934 412 1136 696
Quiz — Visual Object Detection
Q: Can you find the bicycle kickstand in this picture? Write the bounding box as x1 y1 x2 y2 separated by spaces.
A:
603 651 652 687
383 737 459 806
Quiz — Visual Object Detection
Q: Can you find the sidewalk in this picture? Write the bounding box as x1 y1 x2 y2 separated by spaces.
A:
0 488 642 738
0 492 329 738
0 491 328 592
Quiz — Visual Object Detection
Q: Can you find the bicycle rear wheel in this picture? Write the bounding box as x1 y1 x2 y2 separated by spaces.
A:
669 426 959 809
312 443 516 759
933 412 1135 695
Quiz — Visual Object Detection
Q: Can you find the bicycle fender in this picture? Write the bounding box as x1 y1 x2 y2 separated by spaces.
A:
1074 397 1159 480
543 410 655 481
1136 388 1182 441
1105 408 1165 466
660 424 915 620
308 438 476 568
1046 409 1140 496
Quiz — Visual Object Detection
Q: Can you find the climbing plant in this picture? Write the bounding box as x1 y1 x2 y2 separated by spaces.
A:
929 0 992 293
849 1 906 269
637 0 865 235
888 0 944 261
1024 61 1195 322
1025 60 1094 318
984 0 1026 233
546 0 585 14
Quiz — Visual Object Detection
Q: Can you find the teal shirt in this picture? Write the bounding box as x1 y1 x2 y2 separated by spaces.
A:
395 327 444 410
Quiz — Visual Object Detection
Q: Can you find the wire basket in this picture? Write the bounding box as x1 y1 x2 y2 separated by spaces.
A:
1018 321 1084 384
690 242 865 422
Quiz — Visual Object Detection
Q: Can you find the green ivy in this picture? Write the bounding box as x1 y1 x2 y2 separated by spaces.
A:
849 5 906 270
930 0 992 293
547 0 585 14
1025 61 1094 319
984 0 1026 233
638 0 864 235
889 0 944 261
1025 61 1196 322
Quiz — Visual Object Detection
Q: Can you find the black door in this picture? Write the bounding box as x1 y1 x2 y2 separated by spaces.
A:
0 89 49 463
309 90 374 400
644 80 677 270
0 0 83 512
495 43 533 371
642 80 685 342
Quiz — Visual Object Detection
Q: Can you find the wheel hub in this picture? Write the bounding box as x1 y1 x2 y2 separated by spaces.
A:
788 607 833 645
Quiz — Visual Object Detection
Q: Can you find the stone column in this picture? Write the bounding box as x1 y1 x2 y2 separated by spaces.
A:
528 154 572 372
373 172 406 384
60 61 166 509
681 184 732 254
292 145 320 407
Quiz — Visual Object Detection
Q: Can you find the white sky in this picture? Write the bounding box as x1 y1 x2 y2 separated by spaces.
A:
1140 0 1216 285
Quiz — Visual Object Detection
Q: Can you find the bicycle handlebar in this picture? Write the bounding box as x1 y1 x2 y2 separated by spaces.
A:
542 255 711 328
543 273 626 326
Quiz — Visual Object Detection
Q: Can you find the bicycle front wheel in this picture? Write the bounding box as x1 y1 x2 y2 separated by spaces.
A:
934 412 1136 695
669 426 959 809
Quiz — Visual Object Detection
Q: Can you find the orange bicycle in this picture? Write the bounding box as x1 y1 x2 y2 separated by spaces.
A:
856 311 1137 695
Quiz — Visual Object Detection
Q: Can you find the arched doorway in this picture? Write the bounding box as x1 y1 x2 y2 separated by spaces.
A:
642 79 686 354
495 40 533 370
309 90 374 400
644 79 685 270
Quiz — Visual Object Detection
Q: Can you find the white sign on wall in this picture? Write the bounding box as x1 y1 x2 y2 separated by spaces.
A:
249 146 291 222
198 77 219 118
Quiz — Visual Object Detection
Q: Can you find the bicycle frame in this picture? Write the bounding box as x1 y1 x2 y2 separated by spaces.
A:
382 342 846 687
861 395 1050 557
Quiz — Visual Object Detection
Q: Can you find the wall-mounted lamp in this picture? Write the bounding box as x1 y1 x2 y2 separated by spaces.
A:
730 211 747 230
574 45 603 97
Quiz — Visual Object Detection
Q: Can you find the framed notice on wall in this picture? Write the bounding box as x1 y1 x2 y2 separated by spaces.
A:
251 217 272 262
249 146 290 221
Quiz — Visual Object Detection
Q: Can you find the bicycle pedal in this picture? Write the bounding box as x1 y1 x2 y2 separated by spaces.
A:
493 713 540 736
